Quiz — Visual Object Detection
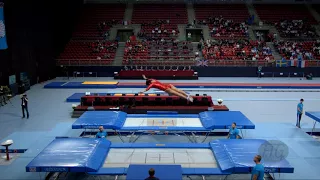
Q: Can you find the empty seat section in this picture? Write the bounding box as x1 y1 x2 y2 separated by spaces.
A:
58 41 118 65
133 4 187 40
72 4 126 39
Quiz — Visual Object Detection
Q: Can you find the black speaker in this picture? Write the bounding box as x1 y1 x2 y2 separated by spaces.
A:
196 94 199 96
157 94 161 96
122 94 126 96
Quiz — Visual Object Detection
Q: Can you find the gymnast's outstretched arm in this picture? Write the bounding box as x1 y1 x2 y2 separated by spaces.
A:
142 74 147 80
139 84 153 94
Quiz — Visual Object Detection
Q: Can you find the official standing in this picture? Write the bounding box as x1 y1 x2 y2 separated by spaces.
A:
96 126 107 138
251 155 264 180
21 94 29 119
296 99 304 128
227 122 240 139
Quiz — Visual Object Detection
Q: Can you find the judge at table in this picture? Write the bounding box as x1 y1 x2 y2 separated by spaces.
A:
96 126 107 138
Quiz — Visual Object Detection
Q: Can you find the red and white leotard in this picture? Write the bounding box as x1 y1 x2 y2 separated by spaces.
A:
145 79 171 91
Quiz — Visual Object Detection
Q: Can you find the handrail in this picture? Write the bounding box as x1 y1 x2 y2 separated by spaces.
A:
56 59 320 67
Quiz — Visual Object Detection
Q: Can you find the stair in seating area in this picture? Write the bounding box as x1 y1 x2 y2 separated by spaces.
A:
112 42 125 66
124 3 133 22
187 3 195 24
246 3 261 24
266 42 282 60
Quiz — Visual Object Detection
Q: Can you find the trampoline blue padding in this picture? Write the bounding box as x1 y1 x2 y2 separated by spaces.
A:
306 111 320 122
44 82 117 89
126 114 199 118
73 111 127 129
200 111 255 129
26 138 111 172
211 139 294 173
44 82 66 88
110 143 211 148
72 111 255 131
67 93 108 102
126 165 182 180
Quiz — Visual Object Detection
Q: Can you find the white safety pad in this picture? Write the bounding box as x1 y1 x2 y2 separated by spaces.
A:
103 148 217 168
123 118 203 127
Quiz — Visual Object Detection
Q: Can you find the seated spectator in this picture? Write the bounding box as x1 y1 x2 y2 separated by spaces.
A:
274 40 318 60
276 19 317 38
145 168 159 180
96 126 107 138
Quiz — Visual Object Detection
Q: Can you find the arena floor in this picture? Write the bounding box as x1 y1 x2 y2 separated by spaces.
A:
0 77 320 179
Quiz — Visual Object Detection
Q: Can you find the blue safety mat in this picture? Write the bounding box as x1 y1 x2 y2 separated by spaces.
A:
72 111 127 129
306 111 320 123
44 82 117 89
199 111 255 129
126 165 182 180
210 139 294 173
43 82 66 88
26 138 111 172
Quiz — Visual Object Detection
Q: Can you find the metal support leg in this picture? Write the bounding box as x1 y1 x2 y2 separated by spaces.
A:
132 131 144 143
128 132 136 143
183 132 195 143
116 131 125 143
240 129 244 139
191 132 197 143
201 132 210 143
311 121 317 136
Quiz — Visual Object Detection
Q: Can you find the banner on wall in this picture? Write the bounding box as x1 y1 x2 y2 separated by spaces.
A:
0 2 8 50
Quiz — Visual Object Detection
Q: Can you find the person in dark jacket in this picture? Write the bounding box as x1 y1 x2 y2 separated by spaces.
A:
145 168 159 180
21 94 29 119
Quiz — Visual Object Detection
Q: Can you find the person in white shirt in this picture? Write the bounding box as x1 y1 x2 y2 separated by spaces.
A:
187 32 191 38
172 30 176 36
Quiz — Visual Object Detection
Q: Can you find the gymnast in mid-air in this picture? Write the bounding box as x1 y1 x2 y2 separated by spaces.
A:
139 75 193 102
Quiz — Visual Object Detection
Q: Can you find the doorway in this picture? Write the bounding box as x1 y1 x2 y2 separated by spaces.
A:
117 29 134 42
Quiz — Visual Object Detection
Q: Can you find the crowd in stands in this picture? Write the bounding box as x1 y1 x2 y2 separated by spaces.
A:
197 16 249 39
201 39 273 62
275 20 317 38
123 39 194 65
273 40 320 60
57 4 320 67
138 20 180 40
89 40 118 60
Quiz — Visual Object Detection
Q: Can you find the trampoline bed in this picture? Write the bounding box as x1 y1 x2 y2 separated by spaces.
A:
26 138 294 180
72 111 255 142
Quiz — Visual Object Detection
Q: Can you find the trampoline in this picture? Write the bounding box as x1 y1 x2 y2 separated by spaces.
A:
72 111 255 143
306 111 320 135
26 138 294 180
